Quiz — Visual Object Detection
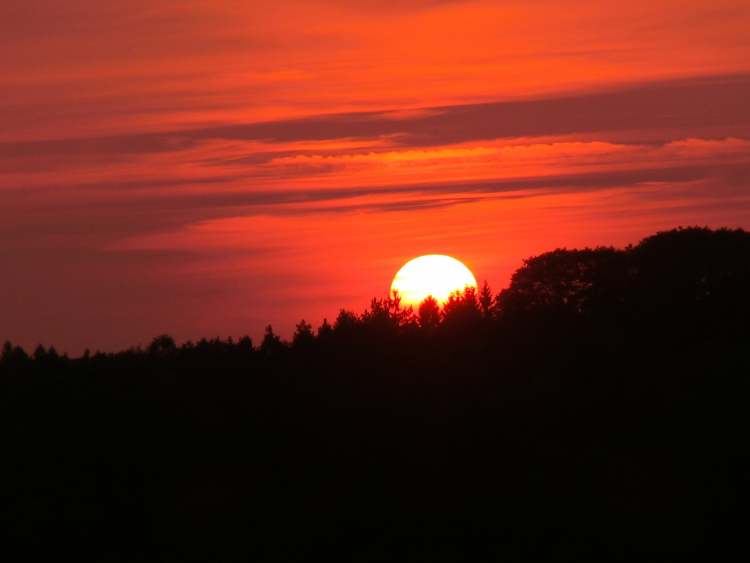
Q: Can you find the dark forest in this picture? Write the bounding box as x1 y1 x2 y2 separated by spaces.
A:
2 226 749 562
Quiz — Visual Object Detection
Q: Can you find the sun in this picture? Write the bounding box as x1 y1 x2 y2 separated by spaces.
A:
391 255 478 306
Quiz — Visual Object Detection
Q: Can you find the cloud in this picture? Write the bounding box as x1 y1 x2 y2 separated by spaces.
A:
3 1 750 355
5 161 744 246
3 73 749 168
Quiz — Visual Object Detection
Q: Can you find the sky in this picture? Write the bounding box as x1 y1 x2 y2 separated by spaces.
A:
2 0 750 354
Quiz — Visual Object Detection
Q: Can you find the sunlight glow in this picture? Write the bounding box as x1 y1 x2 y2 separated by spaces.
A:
391 254 478 306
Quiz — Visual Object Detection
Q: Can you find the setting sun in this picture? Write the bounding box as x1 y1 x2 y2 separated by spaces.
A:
391 255 478 306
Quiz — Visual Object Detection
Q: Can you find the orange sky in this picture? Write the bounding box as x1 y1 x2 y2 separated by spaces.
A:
2 0 750 353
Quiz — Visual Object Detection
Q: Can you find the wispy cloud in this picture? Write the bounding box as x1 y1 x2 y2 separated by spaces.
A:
4 74 749 166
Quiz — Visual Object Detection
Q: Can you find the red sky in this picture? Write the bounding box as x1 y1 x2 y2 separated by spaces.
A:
2 0 750 354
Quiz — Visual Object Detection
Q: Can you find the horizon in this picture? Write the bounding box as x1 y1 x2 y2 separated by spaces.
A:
3 224 744 357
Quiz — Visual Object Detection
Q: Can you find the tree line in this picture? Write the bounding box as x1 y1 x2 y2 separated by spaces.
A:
6 226 749 365
1 226 749 562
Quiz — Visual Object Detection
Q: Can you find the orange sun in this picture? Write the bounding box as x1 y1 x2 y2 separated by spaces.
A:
391 254 478 306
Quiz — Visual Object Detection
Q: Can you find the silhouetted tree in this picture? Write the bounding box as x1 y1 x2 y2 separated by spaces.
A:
33 344 47 361
388 290 416 328
1 341 11 363
317 318 333 341
292 319 315 349
442 286 482 328
148 334 177 357
333 309 359 335
260 324 286 357
418 296 441 330
361 292 415 337
238 336 254 353
0 341 28 366
478 280 495 319
496 247 627 319
632 226 750 310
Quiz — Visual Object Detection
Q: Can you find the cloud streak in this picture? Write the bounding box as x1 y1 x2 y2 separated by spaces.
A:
3 74 749 166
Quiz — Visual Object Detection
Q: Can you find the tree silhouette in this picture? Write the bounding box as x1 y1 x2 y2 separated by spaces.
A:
478 280 495 320
418 295 441 330
333 309 359 335
148 334 177 357
260 324 286 357
2 226 750 563
442 286 482 328
292 319 315 349
1 341 12 362
238 336 253 353
32 344 47 361
317 318 333 340
496 247 627 319
360 291 416 336
632 226 750 310
0 341 28 369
